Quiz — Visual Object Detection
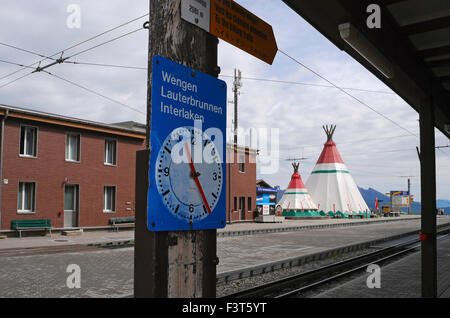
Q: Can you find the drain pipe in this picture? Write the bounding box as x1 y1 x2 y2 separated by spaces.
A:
0 109 8 230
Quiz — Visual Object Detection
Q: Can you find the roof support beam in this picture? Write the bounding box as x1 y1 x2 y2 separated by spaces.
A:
438 75 450 83
379 0 410 6
420 45 450 58
427 58 450 68
400 16 450 35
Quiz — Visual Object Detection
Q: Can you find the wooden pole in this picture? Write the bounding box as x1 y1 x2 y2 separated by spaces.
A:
134 0 219 298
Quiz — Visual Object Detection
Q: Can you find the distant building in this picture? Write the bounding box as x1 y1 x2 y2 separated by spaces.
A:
226 144 257 222
256 179 280 215
0 105 145 231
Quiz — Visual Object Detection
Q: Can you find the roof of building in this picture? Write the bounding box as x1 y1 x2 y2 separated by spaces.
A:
256 179 273 188
226 143 258 155
0 104 146 140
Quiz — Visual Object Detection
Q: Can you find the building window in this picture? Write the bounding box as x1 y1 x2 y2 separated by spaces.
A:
104 139 117 165
19 126 37 157
248 197 252 211
18 182 36 213
66 133 81 162
238 154 245 173
103 186 116 212
233 197 237 211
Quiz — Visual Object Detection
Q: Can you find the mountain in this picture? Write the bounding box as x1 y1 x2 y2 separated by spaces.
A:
437 200 450 208
358 187 390 210
358 187 450 215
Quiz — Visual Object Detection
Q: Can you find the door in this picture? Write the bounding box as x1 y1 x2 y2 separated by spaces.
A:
64 184 78 227
239 196 246 220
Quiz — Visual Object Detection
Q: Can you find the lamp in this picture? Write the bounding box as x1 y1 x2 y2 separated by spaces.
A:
338 22 394 79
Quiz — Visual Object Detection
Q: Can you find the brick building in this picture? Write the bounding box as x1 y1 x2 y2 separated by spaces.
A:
0 105 145 230
225 144 257 222
0 105 258 231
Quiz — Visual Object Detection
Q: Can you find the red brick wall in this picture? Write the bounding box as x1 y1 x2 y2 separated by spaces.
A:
0 118 144 230
225 148 257 222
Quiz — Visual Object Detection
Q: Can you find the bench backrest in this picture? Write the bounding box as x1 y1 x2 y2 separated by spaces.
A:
11 219 51 229
110 217 135 224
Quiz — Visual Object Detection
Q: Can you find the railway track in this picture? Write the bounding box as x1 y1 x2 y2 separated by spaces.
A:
222 227 450 298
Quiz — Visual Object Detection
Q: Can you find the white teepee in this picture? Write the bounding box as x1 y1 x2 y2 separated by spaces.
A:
277 162 319 217
305 125 371 218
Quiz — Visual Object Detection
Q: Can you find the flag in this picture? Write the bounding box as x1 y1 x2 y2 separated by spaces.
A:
375 197 379 210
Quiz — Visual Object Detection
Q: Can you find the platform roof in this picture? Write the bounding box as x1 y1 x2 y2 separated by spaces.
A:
283 0 450 139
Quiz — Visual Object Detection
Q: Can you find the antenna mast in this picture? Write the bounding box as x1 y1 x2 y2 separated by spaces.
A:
233 69 242 146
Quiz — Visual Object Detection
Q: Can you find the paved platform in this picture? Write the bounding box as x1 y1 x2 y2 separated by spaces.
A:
216 216 450 274
315 233 450 298
0 215 425 250
0 215 449 297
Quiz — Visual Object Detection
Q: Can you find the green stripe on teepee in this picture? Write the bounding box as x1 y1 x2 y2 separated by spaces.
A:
283 192 309 195
311 170 349 174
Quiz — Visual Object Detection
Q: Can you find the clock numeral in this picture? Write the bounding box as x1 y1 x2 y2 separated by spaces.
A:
164 167 170 176
189 204 194 213
212 172 218 181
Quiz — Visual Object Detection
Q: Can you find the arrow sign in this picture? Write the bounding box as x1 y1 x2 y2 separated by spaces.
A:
181 0 278 65
210 0 277 64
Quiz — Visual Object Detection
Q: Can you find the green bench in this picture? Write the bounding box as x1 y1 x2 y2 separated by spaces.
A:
109 217 135 232
11 219 52 238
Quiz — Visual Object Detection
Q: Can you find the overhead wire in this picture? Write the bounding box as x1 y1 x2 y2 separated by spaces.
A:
0 12 149 81
41 70 145 116
62 60 146 70
277 49 419 138
219 74 395 95
0 14 148 115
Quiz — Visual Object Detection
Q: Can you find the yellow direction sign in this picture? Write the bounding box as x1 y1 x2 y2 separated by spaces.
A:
209 0 277 64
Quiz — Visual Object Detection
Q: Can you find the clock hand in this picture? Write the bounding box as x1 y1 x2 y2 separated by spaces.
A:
184 142 212 214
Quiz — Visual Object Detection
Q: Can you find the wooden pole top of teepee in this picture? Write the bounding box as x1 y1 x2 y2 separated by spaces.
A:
323 125 336 142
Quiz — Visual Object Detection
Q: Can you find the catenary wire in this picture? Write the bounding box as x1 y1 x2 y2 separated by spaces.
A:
42 70 145 116
277 49 419 138
0 12 149 81
219 74 395 95
63 60 146 70
0 71 34 89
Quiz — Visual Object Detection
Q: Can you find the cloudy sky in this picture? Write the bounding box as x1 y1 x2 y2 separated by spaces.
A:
0 0 449 202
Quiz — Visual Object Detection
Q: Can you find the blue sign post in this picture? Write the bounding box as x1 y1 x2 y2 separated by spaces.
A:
148 56 227 231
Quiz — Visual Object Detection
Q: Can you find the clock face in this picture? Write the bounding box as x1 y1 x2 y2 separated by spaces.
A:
155 126 223 225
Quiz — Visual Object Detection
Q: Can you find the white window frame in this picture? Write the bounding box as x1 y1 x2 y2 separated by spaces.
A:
19 125 38 158
103 186 116 213
17 181 36 214
65 133 81 162
104 138 117 166
238 154 245 173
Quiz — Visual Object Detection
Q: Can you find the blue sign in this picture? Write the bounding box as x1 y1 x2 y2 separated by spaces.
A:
256 187 278 193
147 56 227 231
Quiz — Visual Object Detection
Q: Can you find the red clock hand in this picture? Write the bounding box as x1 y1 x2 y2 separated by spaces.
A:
185 142 212 214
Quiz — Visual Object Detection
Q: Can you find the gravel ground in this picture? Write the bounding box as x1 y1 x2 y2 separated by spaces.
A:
216 247 376 297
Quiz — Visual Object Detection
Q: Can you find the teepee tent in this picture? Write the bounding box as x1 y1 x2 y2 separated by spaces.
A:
277 162 319 217
305 125 371 218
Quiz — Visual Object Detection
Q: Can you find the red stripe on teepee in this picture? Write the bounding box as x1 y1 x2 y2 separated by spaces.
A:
287 172 306 189
316 141 344 164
